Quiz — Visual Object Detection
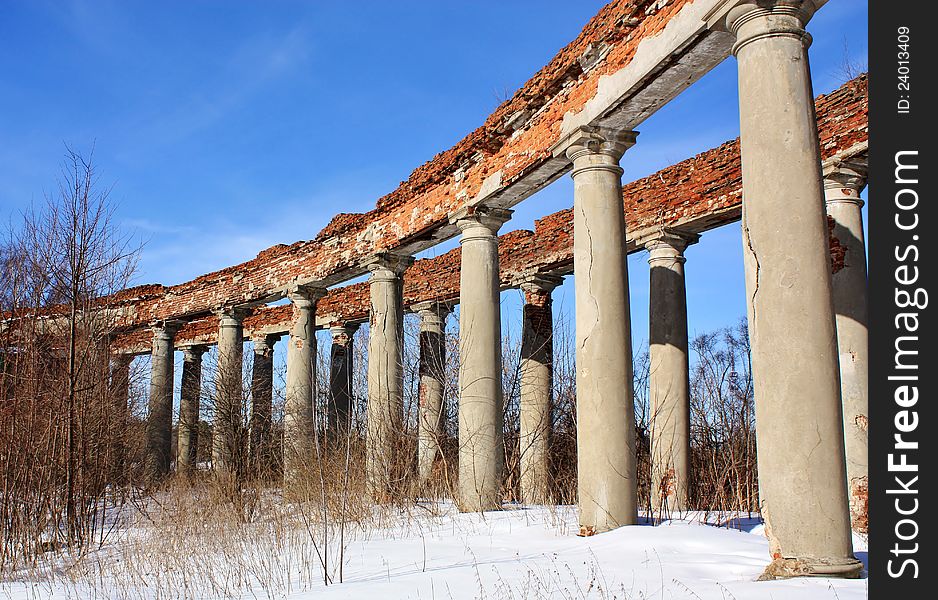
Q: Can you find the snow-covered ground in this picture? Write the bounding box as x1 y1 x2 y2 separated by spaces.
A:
1 504 868 599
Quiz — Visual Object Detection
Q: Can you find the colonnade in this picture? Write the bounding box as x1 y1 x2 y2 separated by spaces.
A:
109 0 867 579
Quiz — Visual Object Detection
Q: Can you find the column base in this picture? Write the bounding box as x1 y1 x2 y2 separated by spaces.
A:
757 556 864 580
577 523 625 537
456 496 502 513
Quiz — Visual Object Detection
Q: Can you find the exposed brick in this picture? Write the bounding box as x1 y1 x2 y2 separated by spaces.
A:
828 215 847 274
103 0 710 324
108 76 868 353
3 1 865 354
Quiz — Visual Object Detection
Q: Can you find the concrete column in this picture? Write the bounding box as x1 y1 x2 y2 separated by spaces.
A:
713 0 862 578
329 323 358 436
177 345 207 475
824 158 868 533
450 206 512 512
518 274 562 505
554 126 637 534
213 307 248 476
412 301 451 489
284 285 326 489
110 354 133 409
145 320 182 479
642 230 697 514
365 253 413 501
249 333 280 477
109 353 133 481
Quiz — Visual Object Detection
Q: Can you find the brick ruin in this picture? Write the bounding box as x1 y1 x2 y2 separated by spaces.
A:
108 75 867 353
4 0 871 580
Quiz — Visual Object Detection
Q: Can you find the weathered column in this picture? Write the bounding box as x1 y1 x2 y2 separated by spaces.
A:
711 0 862 578
177 345 207 475
365 253 413 501
249 333 280 477
518 274 562 505
642 230 697 514
213 307 248 476
110 354 133 408
329 323 358 436
109 353 134 481
412 301 450 489
825 158 869 533
554 126 637 534
284 285 326 490
145 320 182 479
451 206 512 512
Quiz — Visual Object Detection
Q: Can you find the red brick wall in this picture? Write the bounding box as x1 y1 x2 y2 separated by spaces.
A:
110 76 868 353
114 1 706 324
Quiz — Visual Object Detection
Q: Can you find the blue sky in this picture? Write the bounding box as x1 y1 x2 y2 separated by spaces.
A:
1 0 868 365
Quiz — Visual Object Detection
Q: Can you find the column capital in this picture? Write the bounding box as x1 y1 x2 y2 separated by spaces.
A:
449 205 513 238
329 322 360 340
637 228 700 264
706 1 821 54
411 300 452 325
251 333 281 353
286 283 328 308
214 305 251 327
552 125 637 167
180 344 209 360
150 319 184 339
824 157 868 207
518 273 564 296
364 252 414 280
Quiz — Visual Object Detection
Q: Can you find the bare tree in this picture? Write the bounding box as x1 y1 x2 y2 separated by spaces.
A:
688 319 757 517
0 145 140 568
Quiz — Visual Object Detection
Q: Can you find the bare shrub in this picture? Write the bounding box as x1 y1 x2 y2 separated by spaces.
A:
0 146 140 571
2 152 761 592
688 319 757 517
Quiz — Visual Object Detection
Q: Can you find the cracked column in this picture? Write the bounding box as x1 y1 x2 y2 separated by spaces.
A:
177 345 207 475
413 301 450 490
284 285 326 490
329 323 358 437
213 307 248 476
249 333 280 477
554 126 638 534
825 158 868 533
451 206 512 512
519 274 562 505
712 0 862 578
643 230 697 514
365 254 413 501
145 320 182 479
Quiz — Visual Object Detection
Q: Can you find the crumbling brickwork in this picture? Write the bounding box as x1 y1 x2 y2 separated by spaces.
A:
100 0 727 328
828 215 847 274
108 76 867 354
3 0 868 358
